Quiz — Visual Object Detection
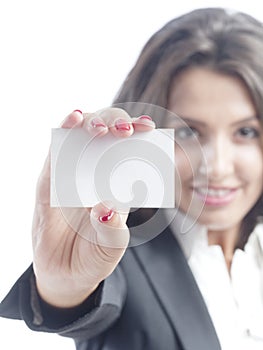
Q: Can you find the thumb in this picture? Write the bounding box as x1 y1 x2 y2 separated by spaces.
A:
90 202 130 249
36 110 84 205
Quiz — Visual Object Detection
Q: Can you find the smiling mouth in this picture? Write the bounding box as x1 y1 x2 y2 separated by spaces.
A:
193 187 238 206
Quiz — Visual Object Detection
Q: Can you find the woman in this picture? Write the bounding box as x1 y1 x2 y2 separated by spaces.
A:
1 7 263 350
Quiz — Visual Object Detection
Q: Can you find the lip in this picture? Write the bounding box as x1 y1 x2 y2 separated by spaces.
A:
192 186 239 206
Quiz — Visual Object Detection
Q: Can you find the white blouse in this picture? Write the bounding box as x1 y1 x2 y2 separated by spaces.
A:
166 210 263 350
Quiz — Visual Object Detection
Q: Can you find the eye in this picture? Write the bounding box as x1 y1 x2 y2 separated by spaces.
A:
175 126 199 140
236 127 260 139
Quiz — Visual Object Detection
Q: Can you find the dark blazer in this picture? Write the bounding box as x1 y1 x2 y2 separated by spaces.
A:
0 215 221 350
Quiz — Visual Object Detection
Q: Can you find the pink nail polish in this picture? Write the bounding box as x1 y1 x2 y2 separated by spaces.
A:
73 109 83 114
115 119 131 131
99 210 114 222
138 115 152 121
91 118 107 128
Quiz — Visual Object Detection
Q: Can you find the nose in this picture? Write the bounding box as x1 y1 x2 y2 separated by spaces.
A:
198 137 234 180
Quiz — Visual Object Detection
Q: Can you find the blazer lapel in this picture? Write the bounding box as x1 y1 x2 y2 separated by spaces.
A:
131 215 221 350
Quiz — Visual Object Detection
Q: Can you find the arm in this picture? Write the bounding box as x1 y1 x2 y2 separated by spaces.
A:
0 263 127 340
0 109 155 341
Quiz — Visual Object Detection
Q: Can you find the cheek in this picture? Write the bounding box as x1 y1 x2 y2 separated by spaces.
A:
174 147 200 210
237 146 263 192
175 145 202 184
176 151 191 173
175 150 192 190
237 145 263 176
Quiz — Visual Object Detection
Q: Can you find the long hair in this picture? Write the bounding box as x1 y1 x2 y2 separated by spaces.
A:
114 8 263 247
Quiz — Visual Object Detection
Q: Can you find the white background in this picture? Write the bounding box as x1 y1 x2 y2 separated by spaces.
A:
0 1 263 349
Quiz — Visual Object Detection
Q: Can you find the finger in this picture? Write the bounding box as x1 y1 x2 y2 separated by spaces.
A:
82 112 109 137
132 115 156 132
60 110 83 128
90 202 130 248
98 107 134 138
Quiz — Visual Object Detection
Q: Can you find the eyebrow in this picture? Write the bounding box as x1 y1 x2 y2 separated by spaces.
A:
231 116 259 126
177 116 259 127
178 117 206 126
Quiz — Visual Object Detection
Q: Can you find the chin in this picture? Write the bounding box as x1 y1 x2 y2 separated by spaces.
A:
195 213 241 231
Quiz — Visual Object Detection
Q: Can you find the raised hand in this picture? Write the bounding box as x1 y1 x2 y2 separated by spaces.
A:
32 109 155 307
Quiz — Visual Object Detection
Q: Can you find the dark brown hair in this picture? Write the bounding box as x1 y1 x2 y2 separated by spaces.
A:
114 8 263 247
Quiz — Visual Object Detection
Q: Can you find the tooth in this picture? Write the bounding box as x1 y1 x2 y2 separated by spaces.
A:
196 188 231 197
199 188 206 195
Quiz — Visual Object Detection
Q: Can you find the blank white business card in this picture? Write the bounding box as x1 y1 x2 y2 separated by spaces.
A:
51 128 175 208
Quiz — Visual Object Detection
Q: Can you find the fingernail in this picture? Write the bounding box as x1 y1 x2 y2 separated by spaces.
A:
99 209 114 223
115 119 131 131
90 117 107 128
138 115 152 121
73 109 83 114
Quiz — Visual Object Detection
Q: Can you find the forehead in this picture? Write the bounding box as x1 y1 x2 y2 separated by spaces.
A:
168 67 256 122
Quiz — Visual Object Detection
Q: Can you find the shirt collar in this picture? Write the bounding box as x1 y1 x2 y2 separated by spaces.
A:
164 209 208 260
165 209 263 262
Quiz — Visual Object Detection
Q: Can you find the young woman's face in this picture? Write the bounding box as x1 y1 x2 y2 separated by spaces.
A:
168 67 263 231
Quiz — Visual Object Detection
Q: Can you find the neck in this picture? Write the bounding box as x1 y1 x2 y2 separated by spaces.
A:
207 225 240 273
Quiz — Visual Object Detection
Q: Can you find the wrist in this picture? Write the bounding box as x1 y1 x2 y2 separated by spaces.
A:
37 281 104 329
36 278 99 308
